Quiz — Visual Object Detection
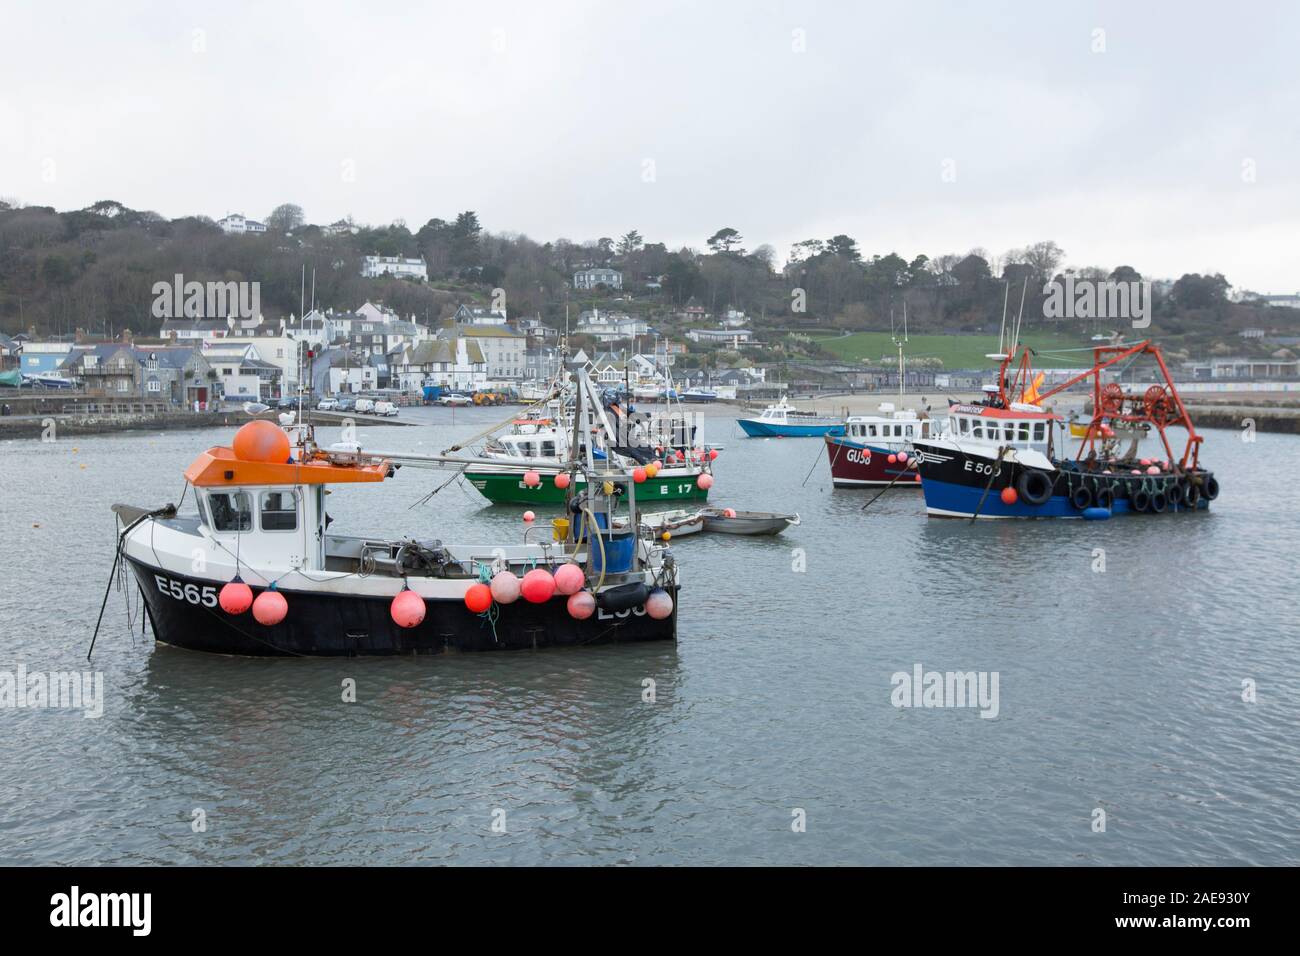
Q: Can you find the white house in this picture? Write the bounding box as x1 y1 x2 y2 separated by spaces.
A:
393 337 487 392
686 327 753 347
1261 293 1300 309
217 213 267 235
454 325 527 381
452 304 508 326
361 255 428 280
573 268 623 290
575 309 649 342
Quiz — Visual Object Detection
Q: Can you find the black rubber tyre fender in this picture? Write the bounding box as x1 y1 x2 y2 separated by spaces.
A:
1016 469 1053 507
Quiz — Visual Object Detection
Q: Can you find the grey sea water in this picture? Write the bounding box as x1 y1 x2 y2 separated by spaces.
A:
0 407 1296 865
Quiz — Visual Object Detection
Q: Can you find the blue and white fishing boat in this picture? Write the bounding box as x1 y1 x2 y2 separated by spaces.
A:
737 396 844 438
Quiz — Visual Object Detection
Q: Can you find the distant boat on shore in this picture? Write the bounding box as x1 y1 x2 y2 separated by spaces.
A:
737 396 843 437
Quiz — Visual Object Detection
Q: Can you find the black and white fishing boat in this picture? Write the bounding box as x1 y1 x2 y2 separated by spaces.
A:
102 373 680 657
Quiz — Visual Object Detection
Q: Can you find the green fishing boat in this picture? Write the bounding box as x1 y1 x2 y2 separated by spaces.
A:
464 466 709 505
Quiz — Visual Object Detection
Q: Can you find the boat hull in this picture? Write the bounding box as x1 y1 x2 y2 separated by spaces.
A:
464 469 709 505
824 435 922 488
737 418 844 438
912 441 1215 519
126 557 677 656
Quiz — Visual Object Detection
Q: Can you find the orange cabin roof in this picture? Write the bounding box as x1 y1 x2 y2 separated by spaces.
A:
184 447 390 487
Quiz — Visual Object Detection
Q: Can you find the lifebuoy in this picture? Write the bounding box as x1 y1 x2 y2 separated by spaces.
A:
1070 484 1093 511
1016 469 1053 507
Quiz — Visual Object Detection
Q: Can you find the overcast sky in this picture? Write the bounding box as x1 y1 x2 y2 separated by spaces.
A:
3 1 1298 290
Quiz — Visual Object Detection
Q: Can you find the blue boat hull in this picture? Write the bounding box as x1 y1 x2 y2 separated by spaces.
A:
738 419 844 438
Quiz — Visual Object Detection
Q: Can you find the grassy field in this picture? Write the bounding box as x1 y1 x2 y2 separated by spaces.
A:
805 330 1093 369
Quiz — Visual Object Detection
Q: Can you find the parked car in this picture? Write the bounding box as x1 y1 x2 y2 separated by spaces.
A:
276 396 299 410
316 398 338 411
354 398 376 414
439 393 472 407
373 401 399 417
334 397 356 412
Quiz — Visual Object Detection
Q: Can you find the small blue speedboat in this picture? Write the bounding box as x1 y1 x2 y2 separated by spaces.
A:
737 397 844 438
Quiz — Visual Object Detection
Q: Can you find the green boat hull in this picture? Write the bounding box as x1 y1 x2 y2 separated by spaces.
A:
464 470 710 505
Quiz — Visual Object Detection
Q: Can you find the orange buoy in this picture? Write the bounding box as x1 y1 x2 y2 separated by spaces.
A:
554 473 571 489
232 420 290 464
251 586 288 625
697 473 714 490
553 563 585 595
219 578 253 614
1000 487 1018 506
567 590 596 620
888 454 897 464
645 462 660 478
390 588 426 628
523 470 541 487
464 582 492 613
521 568 556 603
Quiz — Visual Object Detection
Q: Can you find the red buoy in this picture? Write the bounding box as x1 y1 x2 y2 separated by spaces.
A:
390 588 426 628
632 466 647 483
521 568 556 603
888 454 898 464
464 583 492 613
523 470 541 487
252 587 288 625
708 449 719 461
219 578 253 614
554 473 571 489
1000 487 1018 506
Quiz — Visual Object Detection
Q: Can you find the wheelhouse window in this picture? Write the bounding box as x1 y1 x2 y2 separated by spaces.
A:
208 491 252 532
1033 422 1045 442
260 490 298 531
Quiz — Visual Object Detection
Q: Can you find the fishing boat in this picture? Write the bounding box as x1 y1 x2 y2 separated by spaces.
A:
615 508 706 537
681 387 719 403
102 378 681 657
736 396 844 438
911 342 1218 519
459 373 716 505
824 404 937 487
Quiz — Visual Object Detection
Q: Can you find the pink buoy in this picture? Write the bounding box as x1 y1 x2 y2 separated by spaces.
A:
521 568 556 603
723 507 737 518
567 590 596 620
554 473 571 489
390 588 426 628
219 578 253 615
523 510 535 523
523 470 541 487
252 587 288 626
553 563 585 595
1146 465 1160 475
490 570 521 604
1131 469 1141 475
1140 458 1151 467
697 473 714 490
897 451 909 463
645 588 674 620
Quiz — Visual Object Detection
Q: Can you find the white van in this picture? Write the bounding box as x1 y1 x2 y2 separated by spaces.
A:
354 398 376 414
373 401 398 417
